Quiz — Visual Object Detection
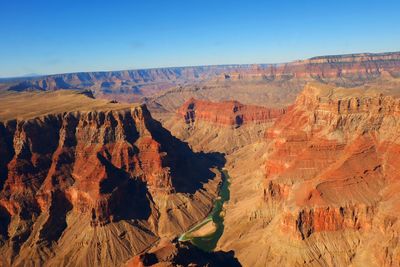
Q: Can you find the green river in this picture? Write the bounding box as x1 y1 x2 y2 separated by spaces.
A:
178 169 231 251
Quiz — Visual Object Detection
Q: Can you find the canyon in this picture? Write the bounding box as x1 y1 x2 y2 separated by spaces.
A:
0 91 226 266
217 82 400 266
1 51 400 266
2 51 400 108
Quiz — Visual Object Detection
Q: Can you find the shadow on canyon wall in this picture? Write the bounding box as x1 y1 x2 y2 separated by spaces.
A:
145 108 226 194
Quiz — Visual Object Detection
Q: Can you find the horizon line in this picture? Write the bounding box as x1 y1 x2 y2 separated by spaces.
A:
1 50 399 80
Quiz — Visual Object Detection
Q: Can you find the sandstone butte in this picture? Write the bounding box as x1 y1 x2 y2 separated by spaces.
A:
0 90 226 267
177 98 287 126
154 98 288 156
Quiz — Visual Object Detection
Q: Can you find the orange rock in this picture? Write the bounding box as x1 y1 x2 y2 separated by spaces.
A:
178 98 288 126
0 106 175 228
264 82 400 240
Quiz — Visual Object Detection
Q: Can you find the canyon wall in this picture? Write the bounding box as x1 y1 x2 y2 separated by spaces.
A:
0 91 224 267
218 82 400 266
2 51 400 266
217 51 400 82
146 51 400 112
177 98 288 127
160 98 288 154
3 51 400 106
0 65 253 103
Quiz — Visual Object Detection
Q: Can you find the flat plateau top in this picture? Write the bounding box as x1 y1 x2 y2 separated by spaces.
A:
0 90 137 122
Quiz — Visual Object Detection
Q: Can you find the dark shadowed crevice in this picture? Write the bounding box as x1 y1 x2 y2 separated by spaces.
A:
10 199 41 255
38 190 72 244
139 241 242 267
97 153 152 221
0 205 11 241
98 153 129 194
0 122 15 191
111 178 152 221
141 106 226 194
120 112 140 145
174 244 242 267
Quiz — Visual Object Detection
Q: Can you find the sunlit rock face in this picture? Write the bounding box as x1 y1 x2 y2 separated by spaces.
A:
0 91 224 267
4 51 400 106
260 82 400 266
0 107 171 226
177 98 287 127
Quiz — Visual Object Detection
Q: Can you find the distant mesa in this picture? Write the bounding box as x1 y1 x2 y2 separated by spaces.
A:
178 98 288 127
1 51 400 105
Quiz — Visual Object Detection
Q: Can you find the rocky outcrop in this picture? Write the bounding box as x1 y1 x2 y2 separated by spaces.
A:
0 91 225 266
217 82 400 266
1 107 171 224
261 82 400 265
156 98 287 154
178 98 288 127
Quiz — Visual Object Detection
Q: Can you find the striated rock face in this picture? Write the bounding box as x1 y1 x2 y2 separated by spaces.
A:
217 82 400 266
1 107 170 225
157 98 287 155
217 51 400 82
145 51 400 114
0 91 225 267
177 98 288 127
1 65 256 103
264 83 400 265
3 51 400 107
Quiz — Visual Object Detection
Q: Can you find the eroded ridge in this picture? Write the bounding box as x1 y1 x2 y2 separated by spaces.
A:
0 91 225 266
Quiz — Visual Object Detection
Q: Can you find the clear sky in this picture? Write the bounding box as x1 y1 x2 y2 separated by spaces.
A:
1 0 399 77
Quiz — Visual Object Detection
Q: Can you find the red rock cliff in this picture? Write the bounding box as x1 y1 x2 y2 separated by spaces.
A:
218 51 400 82
260 82 400 265
0 106 175 227
0 91 224 266
177 98 288 126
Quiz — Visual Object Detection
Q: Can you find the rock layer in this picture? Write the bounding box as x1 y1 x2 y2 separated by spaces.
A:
177 98 287 127
0 91 224 267
146 51 400 113
159 99 286 155
217 82 400 266
217 52 400 82
3 51 400 106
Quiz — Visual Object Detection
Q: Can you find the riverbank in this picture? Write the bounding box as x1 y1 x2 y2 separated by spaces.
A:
178 169 231 251
187 220 217 238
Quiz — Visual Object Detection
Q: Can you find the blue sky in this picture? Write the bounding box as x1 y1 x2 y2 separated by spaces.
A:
0 0 399 77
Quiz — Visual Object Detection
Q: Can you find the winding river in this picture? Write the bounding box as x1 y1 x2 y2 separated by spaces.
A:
178 169 231 251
